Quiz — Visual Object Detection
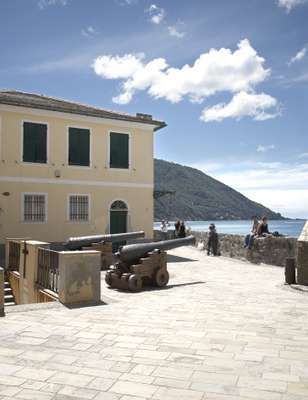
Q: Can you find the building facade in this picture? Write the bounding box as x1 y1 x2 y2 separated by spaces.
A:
0 90 165 244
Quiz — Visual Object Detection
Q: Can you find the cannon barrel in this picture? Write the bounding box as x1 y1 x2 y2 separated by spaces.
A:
64 231 145 251
116 235 195 264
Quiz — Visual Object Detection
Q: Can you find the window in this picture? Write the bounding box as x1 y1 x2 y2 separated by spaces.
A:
69 195 89 222
23 122 47 163
109 132 129 169
68 127 90 166
23 194 47 223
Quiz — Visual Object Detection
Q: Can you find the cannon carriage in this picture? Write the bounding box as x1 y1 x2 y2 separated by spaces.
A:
105 235 195 291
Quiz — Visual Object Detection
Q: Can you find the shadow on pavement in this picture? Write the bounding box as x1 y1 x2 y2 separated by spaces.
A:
109 281 206 294
65 300 107 309
167 254 198 263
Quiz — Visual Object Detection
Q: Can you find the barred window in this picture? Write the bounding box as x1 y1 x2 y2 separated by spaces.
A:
23 194 46 222
69 195 89 222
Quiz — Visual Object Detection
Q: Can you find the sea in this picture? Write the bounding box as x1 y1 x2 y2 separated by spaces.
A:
154 220 307 238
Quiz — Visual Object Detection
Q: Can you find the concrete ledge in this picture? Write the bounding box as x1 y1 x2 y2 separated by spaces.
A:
297 221 308 285
58 250 101 305
0 267 4 317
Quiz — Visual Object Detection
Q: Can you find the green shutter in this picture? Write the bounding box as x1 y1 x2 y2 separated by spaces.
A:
69 128 90 166
110 132 129 169
23 122 47 163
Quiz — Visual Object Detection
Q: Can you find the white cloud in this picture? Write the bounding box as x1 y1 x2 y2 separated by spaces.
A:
278 0 307 12
257 144 276 153
117 0 138 4
168 24 186 38
192 160 308 218
93 53 145 79
38 0 69 9
298 152 308 158
201 92 280 122
81 26 97 38
146 4 166 24
288 47 306 65
93 39 271 107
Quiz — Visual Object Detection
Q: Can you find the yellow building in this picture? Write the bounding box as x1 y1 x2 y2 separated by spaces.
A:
0 90 166 245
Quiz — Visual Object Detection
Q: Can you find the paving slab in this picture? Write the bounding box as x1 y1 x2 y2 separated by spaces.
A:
1 246 308 399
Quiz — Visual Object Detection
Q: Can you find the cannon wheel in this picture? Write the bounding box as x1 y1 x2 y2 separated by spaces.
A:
128 274 142 292
154 268 169 287
105 271 112 286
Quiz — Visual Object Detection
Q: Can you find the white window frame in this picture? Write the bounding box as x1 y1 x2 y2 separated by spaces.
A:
21 192 48 224
67 193 91 223
21 120 49 165
66 125 92 168
108 130 131 171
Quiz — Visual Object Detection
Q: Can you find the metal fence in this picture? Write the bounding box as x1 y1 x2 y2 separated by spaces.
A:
37 248 59 293
8 241 21 271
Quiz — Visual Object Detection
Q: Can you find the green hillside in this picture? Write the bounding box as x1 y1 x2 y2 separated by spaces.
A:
154 159 284 221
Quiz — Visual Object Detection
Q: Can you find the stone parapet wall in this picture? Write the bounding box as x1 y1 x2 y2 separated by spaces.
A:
192 231 297 267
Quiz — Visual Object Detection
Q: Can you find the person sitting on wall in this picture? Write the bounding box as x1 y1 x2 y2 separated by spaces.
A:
244 215 259 250
178 221 186 238
256 216 271 237
207 223 219 256
256 216 283 239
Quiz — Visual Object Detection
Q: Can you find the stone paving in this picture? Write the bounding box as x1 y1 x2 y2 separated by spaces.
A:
1 246 308 400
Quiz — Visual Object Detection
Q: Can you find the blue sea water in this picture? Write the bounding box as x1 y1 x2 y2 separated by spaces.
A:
154 220 306 238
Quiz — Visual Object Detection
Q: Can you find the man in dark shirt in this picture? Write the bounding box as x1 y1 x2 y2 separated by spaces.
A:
257 216 270 236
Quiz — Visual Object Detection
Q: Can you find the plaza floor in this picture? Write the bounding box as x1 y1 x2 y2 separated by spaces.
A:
1 246 308 400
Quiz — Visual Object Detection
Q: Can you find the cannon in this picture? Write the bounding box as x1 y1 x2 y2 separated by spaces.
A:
105 235 195 291
64 231 145 270
64 231 145 251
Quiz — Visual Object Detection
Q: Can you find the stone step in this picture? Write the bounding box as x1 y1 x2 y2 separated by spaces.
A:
3 280 16 306
5 301 16 307
4 294 14 302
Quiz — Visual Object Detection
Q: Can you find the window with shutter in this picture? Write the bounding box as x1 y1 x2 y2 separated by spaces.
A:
23 122 47 163
109 132 129 169
68 127 90 166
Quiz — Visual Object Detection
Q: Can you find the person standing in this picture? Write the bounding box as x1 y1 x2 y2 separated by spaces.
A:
174 220 181 238
207 223 219 256
178 221 186 238
160 219 168 240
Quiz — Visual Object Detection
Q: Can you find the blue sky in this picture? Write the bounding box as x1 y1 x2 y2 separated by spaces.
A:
1 0 308 218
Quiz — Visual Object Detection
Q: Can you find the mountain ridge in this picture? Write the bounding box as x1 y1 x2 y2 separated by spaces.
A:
154 159 284 221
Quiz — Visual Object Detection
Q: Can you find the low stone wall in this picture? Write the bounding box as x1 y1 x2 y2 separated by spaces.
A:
154 230 176 241
192 231 297 267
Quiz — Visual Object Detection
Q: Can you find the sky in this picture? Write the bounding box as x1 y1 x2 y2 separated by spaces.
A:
0 0 308 218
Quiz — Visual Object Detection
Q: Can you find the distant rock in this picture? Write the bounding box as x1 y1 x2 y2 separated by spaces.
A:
154 159 284 221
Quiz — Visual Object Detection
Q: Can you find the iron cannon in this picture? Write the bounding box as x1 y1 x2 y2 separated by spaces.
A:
105 235 195 291
64 231 145 251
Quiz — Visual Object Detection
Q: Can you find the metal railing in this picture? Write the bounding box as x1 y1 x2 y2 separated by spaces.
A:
8 241 21 271
37 248 59 293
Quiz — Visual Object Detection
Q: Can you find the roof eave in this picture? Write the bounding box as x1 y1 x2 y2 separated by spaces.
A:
0 99 167 129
